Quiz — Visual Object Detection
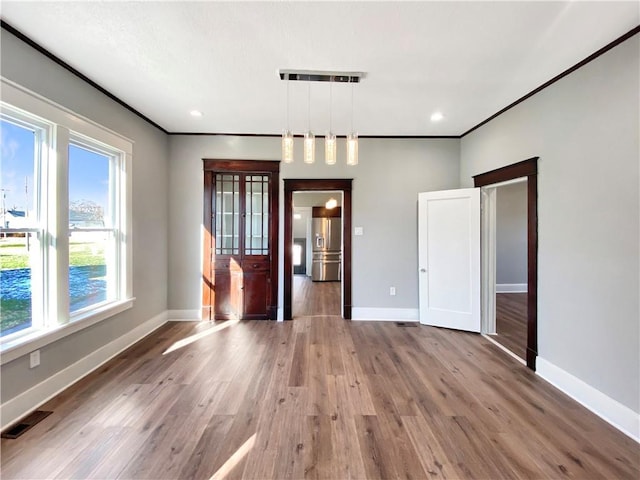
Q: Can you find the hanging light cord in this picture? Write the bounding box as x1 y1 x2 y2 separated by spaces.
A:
308 82 311 131
329 80 333 132
286 78 290 130
350 80 354 133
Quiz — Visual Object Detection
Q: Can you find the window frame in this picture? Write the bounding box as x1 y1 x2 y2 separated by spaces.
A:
0 79 134 365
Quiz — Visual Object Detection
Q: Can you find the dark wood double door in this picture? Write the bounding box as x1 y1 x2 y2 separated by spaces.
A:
202 160 279 320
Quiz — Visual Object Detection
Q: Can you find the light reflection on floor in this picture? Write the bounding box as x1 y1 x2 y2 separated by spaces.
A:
162 320 239 355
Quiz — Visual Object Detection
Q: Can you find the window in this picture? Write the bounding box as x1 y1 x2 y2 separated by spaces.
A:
0 118 42 337
0 80 133 359
68 142 118 313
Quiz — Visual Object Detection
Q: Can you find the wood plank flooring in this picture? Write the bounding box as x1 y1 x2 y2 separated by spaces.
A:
2 312 638 478
494 292 528 360
293 275 340 317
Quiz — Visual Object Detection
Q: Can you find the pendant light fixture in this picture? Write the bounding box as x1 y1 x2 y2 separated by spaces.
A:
278 69 364 166
303 82 315 164
282 78 294 163
325 80 337 165
346 80 358 166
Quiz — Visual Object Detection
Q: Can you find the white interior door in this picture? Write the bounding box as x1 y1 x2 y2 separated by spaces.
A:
418 188 480 332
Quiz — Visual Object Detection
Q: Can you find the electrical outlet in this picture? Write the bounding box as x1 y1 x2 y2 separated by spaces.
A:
29 350 40 369
390 287 396 296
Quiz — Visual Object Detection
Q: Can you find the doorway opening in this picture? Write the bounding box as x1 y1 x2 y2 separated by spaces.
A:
483 179 528 363
284 179 352 320
292 192 343 317
473 158 538 370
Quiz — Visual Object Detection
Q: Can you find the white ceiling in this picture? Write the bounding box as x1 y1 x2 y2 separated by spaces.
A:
1 1 638 135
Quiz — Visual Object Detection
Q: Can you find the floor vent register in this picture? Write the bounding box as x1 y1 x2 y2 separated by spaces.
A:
1 410 53 439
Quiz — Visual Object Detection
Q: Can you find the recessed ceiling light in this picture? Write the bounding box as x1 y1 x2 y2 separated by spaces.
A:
430 111 444 122
190 110 203 117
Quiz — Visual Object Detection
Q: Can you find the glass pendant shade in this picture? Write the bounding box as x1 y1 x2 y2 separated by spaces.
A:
303 132 315 164
346 133 358 166
325 133 337 165
282 130 294 163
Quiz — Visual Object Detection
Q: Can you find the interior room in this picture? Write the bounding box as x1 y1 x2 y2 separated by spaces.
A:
0 2 638 478
492 180 528 361
292 191 343 318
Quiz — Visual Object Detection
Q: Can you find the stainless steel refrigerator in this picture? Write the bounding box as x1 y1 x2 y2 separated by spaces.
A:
311 216 342 281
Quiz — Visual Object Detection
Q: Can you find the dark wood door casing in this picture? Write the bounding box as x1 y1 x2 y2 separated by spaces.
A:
284 179 353 320
202 159 279 320
473 157 538 370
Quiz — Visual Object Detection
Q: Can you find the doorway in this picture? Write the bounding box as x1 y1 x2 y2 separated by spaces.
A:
284 179 352 320
292 192 343 317
491 180 528 361
473 157 538 370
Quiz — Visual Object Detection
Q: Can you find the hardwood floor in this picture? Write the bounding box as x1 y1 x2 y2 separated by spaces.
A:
293 275 340 317
2 315 638 478
494 292 528 360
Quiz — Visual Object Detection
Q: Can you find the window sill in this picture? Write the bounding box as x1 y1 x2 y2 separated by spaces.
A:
0 298 135 366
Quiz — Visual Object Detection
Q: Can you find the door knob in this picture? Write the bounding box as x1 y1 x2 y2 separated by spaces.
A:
420 268 426 272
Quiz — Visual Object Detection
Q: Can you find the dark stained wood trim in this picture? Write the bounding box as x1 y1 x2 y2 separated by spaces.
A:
201 171 214 320
527 174 538 368
343 188 352 319
284 179 353 320
312 206 342 218
462 25 640 137
473 158 538 371
285 178 353 192
203 159 280 172
202 159 280 320
170 132 461 139
0 20 169 134
284 188 294 320
473 157 538 187
269 169 280 319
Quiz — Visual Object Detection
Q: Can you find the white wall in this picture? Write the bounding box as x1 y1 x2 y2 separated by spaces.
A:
496 181 527 287
293 208 310 238
0 31 169 404
461 36 639 415
168 136 460 318
293 192 341 209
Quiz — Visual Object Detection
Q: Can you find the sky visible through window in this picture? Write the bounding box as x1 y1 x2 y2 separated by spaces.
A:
1 119 111 335
1 120 35 214
1 119 109 214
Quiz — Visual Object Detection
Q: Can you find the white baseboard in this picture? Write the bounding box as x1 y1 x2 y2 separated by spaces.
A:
536 357 639 443
351 307 419 322
496 283 527 293
167 309 201 321
1 311 168 431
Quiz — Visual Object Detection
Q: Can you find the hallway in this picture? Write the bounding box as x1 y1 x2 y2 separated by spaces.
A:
292 275 341 318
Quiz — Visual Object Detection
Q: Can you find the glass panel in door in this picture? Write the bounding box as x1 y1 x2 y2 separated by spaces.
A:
245 175 269 255
215 174 239 255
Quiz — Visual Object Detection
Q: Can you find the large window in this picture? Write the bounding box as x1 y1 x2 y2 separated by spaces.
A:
0 80 133 357
68 142 118 313
0 118 42 337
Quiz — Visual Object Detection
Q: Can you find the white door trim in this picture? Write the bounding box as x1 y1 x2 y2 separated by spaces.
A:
481 187 497 334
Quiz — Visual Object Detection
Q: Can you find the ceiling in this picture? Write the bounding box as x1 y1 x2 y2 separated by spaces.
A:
1 1 638 136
